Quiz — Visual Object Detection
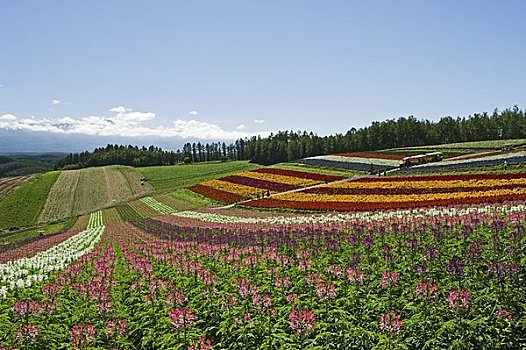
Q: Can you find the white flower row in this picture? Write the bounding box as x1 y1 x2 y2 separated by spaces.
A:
304 155 400 167
173 203 526 225
140 197 175 215
0 226 105 293
87 210 104 229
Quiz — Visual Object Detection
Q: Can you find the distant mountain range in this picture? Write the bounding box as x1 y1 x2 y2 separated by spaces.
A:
0 130 185 153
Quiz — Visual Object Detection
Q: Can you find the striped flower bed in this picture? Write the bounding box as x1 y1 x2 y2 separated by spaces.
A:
243 173 526 211
187 168 344 204
186 184 246 204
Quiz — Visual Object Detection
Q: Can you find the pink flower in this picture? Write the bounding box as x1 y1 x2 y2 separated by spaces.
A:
15 324 38 343
495 309 513 320
415 281 438 301
188 337 213 350
381 271 400 287
169 309 196 330
446 290 471 309
167 290 187 307
289 309 315 336
274 276 291 289
379 312 402 336
71 323 95 349
106 319 127 337
316 282 336 301
286 293 299 303
347 268 365 285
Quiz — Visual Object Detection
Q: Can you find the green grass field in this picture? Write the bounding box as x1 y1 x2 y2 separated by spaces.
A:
0 218 75 243
0 171 60 230
155 189 217 211
139 161 258 191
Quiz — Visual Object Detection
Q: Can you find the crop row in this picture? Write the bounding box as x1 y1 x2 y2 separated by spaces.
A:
140 197 175 215
332 153 405 160
116 203 144 221
87 211 104 229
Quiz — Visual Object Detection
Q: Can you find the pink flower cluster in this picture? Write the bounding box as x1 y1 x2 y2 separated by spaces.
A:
347 268 366 285
495 309 513 320
415 281 438 301
169 308 197 330
381 271 400 287
289 309 315 336
12 300 55 317
188 337 213 350
15 324 38 344
446 290 471 309
379 312 402 336
71 323 95 349
316 282 337 300
106 319 127 337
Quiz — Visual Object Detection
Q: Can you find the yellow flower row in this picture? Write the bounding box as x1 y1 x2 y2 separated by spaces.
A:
237 171 320 187
273 187 526 203
201 180 258 198
329 178 526 190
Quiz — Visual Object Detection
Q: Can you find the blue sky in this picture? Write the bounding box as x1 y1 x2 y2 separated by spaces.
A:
1 0 525 147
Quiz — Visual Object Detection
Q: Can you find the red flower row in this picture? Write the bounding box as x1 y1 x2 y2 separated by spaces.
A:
221 175 295 192
187 184 247 204
302 183 526 196
353 172 526 183
243 193 526 212
332 153 406 161
250 168 344 182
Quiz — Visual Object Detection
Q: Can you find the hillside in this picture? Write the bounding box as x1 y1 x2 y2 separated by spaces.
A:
0 171 60 230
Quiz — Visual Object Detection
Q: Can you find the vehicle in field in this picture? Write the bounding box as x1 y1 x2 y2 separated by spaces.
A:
399 152 443 168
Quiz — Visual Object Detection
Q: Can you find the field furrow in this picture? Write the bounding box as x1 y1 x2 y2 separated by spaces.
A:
0 175 33 200
38 170 80 223
72 168 109 215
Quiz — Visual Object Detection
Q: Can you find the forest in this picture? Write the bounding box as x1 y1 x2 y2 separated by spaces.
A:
55 106 526 168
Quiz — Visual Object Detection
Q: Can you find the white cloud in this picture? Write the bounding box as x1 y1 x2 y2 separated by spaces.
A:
188 110 199 116
52 99 62 105
0 114 17 121
0 107 270 140
254 119 265 123
109 106 131 113
236 124 247 130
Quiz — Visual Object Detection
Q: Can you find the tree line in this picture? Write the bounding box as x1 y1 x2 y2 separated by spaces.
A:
55 106 525 168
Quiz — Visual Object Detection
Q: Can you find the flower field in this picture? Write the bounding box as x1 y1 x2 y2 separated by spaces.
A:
0 202 525 349
297 154 402 172
244 173 526 211
187 168 344 204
